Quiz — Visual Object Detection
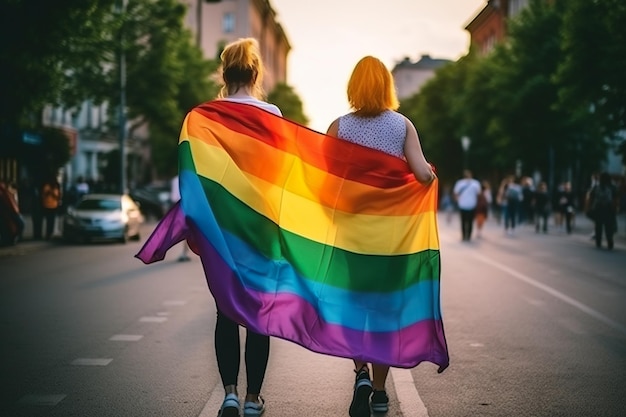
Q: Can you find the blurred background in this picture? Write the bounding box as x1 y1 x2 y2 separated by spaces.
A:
1 0 624 223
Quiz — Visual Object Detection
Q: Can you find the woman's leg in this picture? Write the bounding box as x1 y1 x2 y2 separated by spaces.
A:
594 218 603 248
349 361 372 417
244 329 270 401
215 311 241 391
371 364 389 392
370 363 390 412
565 212 573 234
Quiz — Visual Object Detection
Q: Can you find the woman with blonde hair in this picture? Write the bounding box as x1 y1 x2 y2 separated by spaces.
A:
212 37 282 417
326 55 436 417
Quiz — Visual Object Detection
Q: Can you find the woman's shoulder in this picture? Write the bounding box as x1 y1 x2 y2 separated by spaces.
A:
220 96 282 116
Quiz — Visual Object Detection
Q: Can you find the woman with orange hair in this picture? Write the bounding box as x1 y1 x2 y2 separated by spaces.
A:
212 37 282 417
326 56 436 417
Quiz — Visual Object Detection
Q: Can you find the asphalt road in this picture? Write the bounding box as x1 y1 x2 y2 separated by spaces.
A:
1 215 625 417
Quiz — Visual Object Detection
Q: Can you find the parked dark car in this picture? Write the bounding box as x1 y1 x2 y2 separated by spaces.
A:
62 194 143 244
129 185 171 220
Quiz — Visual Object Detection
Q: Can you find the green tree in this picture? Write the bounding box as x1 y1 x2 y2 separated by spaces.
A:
116 0 221 177
267 83 309 125
399 59 468 184
0 0 115 127
55 0 220 179
556 0 626 140
488 0 569 177
458 50 510 175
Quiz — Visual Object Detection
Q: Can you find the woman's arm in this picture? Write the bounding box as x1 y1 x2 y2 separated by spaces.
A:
326 119 339 136
403 116 435 185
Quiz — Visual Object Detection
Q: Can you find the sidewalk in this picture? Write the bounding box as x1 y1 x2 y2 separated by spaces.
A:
0 214 59 258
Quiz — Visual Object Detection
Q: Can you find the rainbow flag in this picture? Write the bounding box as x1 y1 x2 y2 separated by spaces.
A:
136 101 448 371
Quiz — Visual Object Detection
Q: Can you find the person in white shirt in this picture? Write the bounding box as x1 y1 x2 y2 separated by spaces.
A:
453 170 482 241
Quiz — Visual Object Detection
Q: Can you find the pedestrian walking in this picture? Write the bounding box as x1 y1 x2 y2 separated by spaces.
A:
555 181 576 234
326 55 437 417
453 170 481 242
0 180 24 245
520 176 535 225
586 172 619 250
211 38 283 417
500 175 522 235
439 185 455 224
532 181 550 233
41 176 61 240
475 180 492 238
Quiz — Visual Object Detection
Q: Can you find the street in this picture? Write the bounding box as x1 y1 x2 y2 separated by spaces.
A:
1 215 625 417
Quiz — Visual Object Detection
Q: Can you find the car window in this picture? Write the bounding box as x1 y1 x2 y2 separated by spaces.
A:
78 198 121 211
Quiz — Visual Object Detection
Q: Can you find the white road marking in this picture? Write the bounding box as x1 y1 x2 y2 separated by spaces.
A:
199 383 224 417
17 394 66 406
198 367 431 416
139 316 168 323
473 253 626 336
156 312 171 316
71 358 113 366
109 334 143 341
391 368 429 417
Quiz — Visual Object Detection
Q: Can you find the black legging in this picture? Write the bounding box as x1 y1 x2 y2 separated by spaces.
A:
459 209 476 240
594 207 616 249
215 311 270 395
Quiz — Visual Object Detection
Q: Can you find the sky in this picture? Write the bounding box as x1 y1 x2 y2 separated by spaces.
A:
270 0 486 132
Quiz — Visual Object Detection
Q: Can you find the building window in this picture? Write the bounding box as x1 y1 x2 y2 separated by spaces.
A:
222 12 235 33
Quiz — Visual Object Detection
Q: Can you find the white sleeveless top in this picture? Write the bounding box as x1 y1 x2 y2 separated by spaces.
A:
222 96 282 117
337 111 406 159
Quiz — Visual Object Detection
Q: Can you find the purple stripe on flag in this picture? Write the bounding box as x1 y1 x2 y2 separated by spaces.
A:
192 225 449 370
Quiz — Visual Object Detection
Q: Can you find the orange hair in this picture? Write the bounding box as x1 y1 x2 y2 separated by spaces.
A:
218 38 265 99
347 56 399 117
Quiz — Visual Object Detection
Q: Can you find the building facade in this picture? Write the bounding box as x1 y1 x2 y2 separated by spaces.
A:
184 0 291 92
464 0 529 55
392 54 452 100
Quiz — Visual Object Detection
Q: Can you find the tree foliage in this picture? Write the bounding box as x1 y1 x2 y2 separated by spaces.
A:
267 82 309 125
400 61 464 185
0 0 116 126
400 0 625 189
556 0 626 139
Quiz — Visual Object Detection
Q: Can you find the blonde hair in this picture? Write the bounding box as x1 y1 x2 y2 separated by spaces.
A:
347 56 399 117
218 38 265 99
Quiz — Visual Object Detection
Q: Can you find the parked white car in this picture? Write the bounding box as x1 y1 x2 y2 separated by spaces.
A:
62 194 144 244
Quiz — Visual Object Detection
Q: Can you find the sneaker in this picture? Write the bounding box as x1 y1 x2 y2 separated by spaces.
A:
371 390 389 413
243 395 265 416
349 367 372 417
218 393 240 417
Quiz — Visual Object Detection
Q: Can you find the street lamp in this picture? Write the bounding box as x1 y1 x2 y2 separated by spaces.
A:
461 136 471 169
117 0 128 194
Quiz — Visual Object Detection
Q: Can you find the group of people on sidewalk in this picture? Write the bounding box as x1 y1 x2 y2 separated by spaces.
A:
448 171 622 250
0 176 63 246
